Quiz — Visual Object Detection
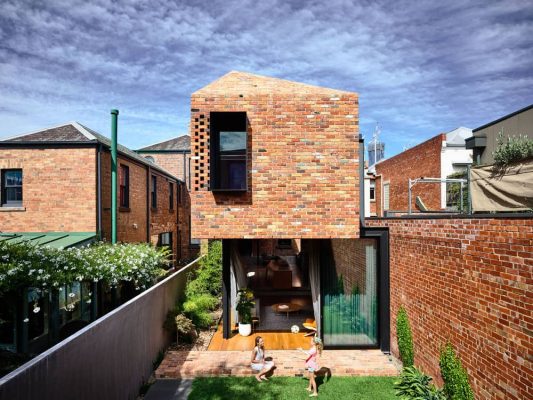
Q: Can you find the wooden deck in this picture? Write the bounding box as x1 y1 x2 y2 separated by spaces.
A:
208 325 312 351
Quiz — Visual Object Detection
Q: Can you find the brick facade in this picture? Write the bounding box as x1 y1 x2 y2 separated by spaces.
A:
375 134 444 215
367 217 533 400
140 152 191 188
190 71 360 239
0 147 97 232
0 136 196 263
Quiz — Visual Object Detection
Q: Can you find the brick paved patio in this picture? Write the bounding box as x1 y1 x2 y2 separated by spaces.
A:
156 350 400 379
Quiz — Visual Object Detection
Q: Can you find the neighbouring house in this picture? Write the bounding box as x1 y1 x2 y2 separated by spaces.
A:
189 71 390 351
135 135 200 251
466 104 533 165
372 127 472 216
136 135 191 186
0 122 195 262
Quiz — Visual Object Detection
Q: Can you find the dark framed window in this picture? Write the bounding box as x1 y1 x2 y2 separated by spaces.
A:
119 164 129 208
177 183 182 205
210 112 247 191
151 175 157 209
158 232 172 250
1 169 23 206
369 180 375 201
169 182 174 211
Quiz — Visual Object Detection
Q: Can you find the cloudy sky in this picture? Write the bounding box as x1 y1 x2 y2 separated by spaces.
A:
0 0 531 157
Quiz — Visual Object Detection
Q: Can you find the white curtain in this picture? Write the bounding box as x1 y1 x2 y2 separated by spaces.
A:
230 243 248 325
308 243 321 335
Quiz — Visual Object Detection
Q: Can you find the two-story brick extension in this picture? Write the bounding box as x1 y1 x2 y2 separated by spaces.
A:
0 122 195 262
189 71 390 351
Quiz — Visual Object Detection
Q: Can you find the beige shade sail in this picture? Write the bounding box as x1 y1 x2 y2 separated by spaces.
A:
470 160 533 212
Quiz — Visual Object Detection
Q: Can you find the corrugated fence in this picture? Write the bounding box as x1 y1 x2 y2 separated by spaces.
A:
0 257 202 400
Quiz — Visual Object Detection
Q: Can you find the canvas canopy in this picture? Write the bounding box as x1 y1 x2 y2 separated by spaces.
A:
470 160 533 212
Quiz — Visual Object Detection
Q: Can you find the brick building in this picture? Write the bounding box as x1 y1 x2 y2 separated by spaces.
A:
372 127 472 216
188 71 389 351
0 122 196 262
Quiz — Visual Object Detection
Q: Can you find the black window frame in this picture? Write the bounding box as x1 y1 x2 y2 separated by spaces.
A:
158 232 173 250
151 175 157 209
119 164 130 208
169 182 174 211
209 112 248 192
177 182 182 205
1 169 23 207
369 180 375 201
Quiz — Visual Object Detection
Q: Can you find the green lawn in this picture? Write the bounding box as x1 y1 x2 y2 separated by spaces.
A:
188 376 397 400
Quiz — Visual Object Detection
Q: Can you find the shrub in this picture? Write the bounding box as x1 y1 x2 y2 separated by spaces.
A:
493 131 533 166
183 294 218 329
185 240 222 298
397 306 415 367
394 366 445 400
163 305 182 335
0 240 170 294
175 314 195 344
439 343 475 400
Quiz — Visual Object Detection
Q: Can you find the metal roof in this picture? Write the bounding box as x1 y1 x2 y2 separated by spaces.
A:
0 232 97 248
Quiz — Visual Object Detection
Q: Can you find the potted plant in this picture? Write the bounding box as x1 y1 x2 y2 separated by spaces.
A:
236 287 255 336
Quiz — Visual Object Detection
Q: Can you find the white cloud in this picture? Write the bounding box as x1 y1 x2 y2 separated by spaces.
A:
0 0 531 156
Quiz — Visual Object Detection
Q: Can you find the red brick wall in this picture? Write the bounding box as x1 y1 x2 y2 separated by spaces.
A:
0 148 97 232
100 151 196 263
140 152 191 188
100 151 148 244
375 134 444 215
191 72 360 239
367 217 533 400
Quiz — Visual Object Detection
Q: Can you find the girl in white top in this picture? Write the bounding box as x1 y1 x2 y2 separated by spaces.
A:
251 336 274 382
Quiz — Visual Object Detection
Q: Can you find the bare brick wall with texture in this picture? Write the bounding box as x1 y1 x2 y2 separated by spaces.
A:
0 148 97 232
141 152 191 188
190 72 360 239
375 134 444 214
367 217 533 400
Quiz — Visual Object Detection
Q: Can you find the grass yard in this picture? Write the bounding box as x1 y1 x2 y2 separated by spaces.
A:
188 376 397 400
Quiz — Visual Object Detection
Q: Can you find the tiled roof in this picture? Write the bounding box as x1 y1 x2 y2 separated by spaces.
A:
137 135 190 151
193 71 357 96
1 122 180 181
5 123 92 142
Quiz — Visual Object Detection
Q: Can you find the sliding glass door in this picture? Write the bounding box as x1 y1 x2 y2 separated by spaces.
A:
321 239 378 347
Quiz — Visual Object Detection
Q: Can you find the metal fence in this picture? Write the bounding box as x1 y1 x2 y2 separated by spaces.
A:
0 257 201 400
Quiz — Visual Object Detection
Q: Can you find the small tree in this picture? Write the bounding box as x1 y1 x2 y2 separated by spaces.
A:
397 306 415 367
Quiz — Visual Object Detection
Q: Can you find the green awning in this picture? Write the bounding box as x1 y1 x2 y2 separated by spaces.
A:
0 232 96 248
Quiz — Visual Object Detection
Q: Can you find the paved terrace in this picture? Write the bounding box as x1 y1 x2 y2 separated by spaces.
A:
156 350 400 379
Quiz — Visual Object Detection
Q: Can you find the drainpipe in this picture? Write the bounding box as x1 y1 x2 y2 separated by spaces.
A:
359 134 366 228
111 109 119 244
97 143 102 239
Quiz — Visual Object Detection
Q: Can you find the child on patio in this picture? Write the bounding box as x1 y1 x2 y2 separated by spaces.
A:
298 335 323 397
251 336 274 382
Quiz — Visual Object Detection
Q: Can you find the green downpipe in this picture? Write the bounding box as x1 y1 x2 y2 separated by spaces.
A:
111 109 119 244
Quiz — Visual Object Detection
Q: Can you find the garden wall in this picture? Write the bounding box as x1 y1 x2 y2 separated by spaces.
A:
0 258 201 400
366 216 532 400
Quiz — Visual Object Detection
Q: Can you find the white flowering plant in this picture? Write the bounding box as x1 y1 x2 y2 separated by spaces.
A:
0 240 170 294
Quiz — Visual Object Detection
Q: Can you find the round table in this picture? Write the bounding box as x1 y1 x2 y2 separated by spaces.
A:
271 302 302 318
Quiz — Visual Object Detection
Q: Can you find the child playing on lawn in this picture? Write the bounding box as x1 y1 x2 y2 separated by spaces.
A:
299 335 323 397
